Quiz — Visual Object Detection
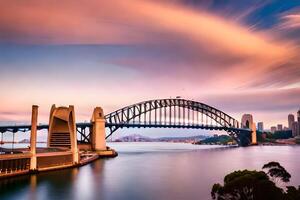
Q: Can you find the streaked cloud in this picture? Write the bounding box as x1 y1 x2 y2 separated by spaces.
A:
0 0 299 128
280 13 300 29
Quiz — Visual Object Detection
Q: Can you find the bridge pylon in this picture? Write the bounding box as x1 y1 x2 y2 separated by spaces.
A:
91 107 106 151
241 114 257 145
30 105 38 171
48 105 79 164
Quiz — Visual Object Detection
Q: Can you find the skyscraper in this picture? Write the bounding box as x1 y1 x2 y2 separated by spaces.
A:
270 126 277 133
277 124 283 131
288 114 295 130
257 122 264 131
292 122 299 137
298 109 300 136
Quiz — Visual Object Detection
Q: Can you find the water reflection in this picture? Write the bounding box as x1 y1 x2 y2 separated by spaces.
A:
1 143 300 200
29 175 37 200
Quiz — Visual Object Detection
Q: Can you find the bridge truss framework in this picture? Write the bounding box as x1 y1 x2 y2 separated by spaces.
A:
0 99 252 146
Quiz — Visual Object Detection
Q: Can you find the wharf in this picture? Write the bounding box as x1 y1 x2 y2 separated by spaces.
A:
0 147 117 179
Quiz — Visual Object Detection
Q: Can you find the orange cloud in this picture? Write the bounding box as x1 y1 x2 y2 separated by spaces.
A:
0 0 299 124
0 0 295 58
1 0 297 89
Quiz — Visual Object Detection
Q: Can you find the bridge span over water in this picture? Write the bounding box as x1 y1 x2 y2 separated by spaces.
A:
0 98 257 178
0 98 256 147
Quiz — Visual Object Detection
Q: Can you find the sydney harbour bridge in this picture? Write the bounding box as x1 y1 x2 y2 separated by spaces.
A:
0 98 255 147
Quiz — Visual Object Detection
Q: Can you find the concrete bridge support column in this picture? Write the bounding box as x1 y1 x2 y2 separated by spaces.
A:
91 107 106 151
30 105 38 171
69 106 79 164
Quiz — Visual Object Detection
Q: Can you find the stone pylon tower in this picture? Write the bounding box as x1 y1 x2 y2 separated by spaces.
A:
91 107 106 151
30 105 38 171
48 105 79 164
241 114 257 145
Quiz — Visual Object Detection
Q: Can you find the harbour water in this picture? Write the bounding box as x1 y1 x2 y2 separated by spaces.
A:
1 142 300 200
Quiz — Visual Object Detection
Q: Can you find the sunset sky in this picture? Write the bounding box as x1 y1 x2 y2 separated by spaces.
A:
0 0 300 132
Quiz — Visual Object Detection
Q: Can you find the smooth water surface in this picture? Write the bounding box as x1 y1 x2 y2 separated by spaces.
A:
1 142 300 200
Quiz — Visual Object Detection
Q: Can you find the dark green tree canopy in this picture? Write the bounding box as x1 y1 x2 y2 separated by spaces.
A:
211 162 300 200
212 170 283 200
262 161 291 183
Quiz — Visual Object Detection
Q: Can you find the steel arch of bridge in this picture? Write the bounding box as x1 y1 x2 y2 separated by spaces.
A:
0 98 251 145
104 98 242 139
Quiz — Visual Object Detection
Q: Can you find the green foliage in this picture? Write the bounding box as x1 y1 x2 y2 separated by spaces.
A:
262 162 291 183
256 131 265 142
256 130 293 143
198 135 234 145
212 170 283 200
271 130 293 139
211 162 299 200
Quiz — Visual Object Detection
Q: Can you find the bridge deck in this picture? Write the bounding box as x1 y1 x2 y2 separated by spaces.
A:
0 123 250 133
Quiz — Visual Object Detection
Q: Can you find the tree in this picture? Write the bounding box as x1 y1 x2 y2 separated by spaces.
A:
211 162 299 200
285 186 300 200
211 170 283 200
262 161 291 184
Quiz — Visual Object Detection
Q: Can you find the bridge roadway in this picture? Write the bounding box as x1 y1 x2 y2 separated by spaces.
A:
0 123 88 133
0 122 251 146
0 122 250 135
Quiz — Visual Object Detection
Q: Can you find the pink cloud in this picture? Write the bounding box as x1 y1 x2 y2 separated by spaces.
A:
280 14 300 29
0 0 299 126
0 0 294 58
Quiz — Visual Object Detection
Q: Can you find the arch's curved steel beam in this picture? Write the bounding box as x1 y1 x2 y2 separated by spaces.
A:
0 99 250 145
104 98 242 139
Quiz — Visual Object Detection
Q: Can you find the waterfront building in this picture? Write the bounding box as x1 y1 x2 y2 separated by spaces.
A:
257 122 264 131
288 114 295 130
292 122 299 137
270 126 277 133
277 124 283 131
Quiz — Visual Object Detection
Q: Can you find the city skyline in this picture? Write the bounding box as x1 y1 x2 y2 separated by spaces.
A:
258 109 300 132
0 0 300 129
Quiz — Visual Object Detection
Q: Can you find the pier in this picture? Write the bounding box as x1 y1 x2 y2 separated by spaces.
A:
0 105 117 179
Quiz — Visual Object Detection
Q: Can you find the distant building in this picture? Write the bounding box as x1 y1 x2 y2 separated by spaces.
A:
298 110 300 136
277 124 283 131
292 122 299 137
257 122 264 131
288 114 295 130
270 126 277 133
